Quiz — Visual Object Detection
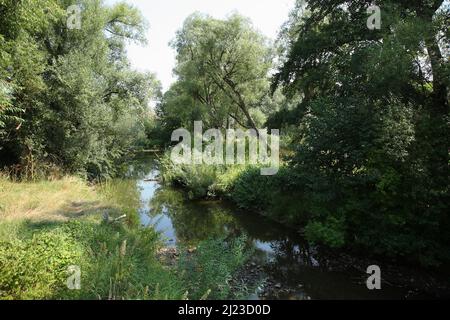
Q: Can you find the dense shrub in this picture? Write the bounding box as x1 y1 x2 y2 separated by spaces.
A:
160 153 222 199
0 221 185 300
0 227 84 299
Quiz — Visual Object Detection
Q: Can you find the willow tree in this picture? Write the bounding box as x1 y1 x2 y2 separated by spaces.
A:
168 13 273 131
0 0 161 178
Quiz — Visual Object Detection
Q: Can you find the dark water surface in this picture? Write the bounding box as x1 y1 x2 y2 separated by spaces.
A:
125 155 427 300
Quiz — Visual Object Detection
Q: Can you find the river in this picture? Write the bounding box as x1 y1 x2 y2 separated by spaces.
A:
122 154 434 300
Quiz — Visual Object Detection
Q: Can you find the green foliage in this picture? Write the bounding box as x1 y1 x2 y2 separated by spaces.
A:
0 225 83 299
211 165 247 196
178 236 249 300
269 0 450 266
304 217 346 249
230 166 305 225
0 80 22 135
0 0 161 178
160 153 221 199
158 13 275 131
0 220 185 300
231 167 277 212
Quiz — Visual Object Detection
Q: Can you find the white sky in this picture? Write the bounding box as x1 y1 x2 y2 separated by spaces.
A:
105 0 296 92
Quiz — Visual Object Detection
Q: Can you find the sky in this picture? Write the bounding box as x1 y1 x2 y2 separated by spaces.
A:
105 0 296 92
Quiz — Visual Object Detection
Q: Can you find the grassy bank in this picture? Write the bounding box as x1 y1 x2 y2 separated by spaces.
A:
159 153 450 268
159 153 298 223
0 176 184 299
0 175 249 300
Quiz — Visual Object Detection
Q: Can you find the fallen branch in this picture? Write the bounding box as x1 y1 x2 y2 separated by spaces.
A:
143 178 160 182
102 213 127 224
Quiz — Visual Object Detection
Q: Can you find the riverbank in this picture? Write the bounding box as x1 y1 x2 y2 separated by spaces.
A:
157 156 450 299
0 176 185 299
0 175 250 300
2 157 449 300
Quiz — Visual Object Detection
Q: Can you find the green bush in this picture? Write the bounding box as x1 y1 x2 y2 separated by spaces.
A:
231 166 296 210
0 221 185 300
0 226 84 299
304 217 346 249
160 154 221 199
231 167 274 211
211 165 247 196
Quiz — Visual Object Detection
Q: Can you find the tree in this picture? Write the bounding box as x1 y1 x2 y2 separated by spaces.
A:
0 0 161 178
167 13 274 131
271 0 449 264
273 0 448 162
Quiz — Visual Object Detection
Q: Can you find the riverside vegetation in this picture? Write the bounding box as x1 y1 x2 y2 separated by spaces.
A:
1 0 449 299
0 0 250 300
157 1 450 268
0 175 250 299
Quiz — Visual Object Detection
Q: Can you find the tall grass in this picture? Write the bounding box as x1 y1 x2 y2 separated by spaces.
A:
0 173 251 300
0 173 186 300
159 154 221 199
178 235 250 300
0 220 187 300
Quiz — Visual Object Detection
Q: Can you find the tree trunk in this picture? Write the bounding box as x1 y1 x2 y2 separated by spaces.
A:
422 13 449 191
424 35 448 113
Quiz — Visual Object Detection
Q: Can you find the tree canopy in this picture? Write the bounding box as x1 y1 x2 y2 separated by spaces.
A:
0 0 161 178
268 0 449 264
158 13 274 133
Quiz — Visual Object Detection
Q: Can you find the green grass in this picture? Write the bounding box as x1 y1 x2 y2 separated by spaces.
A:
0 175 185 300
0 175 250 300
0 218 187 300
177 235 250 300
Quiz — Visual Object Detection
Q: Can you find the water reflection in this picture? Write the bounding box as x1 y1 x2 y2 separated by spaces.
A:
128 155 411 300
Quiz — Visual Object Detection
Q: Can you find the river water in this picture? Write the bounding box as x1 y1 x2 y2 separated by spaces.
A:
125 155 426 300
